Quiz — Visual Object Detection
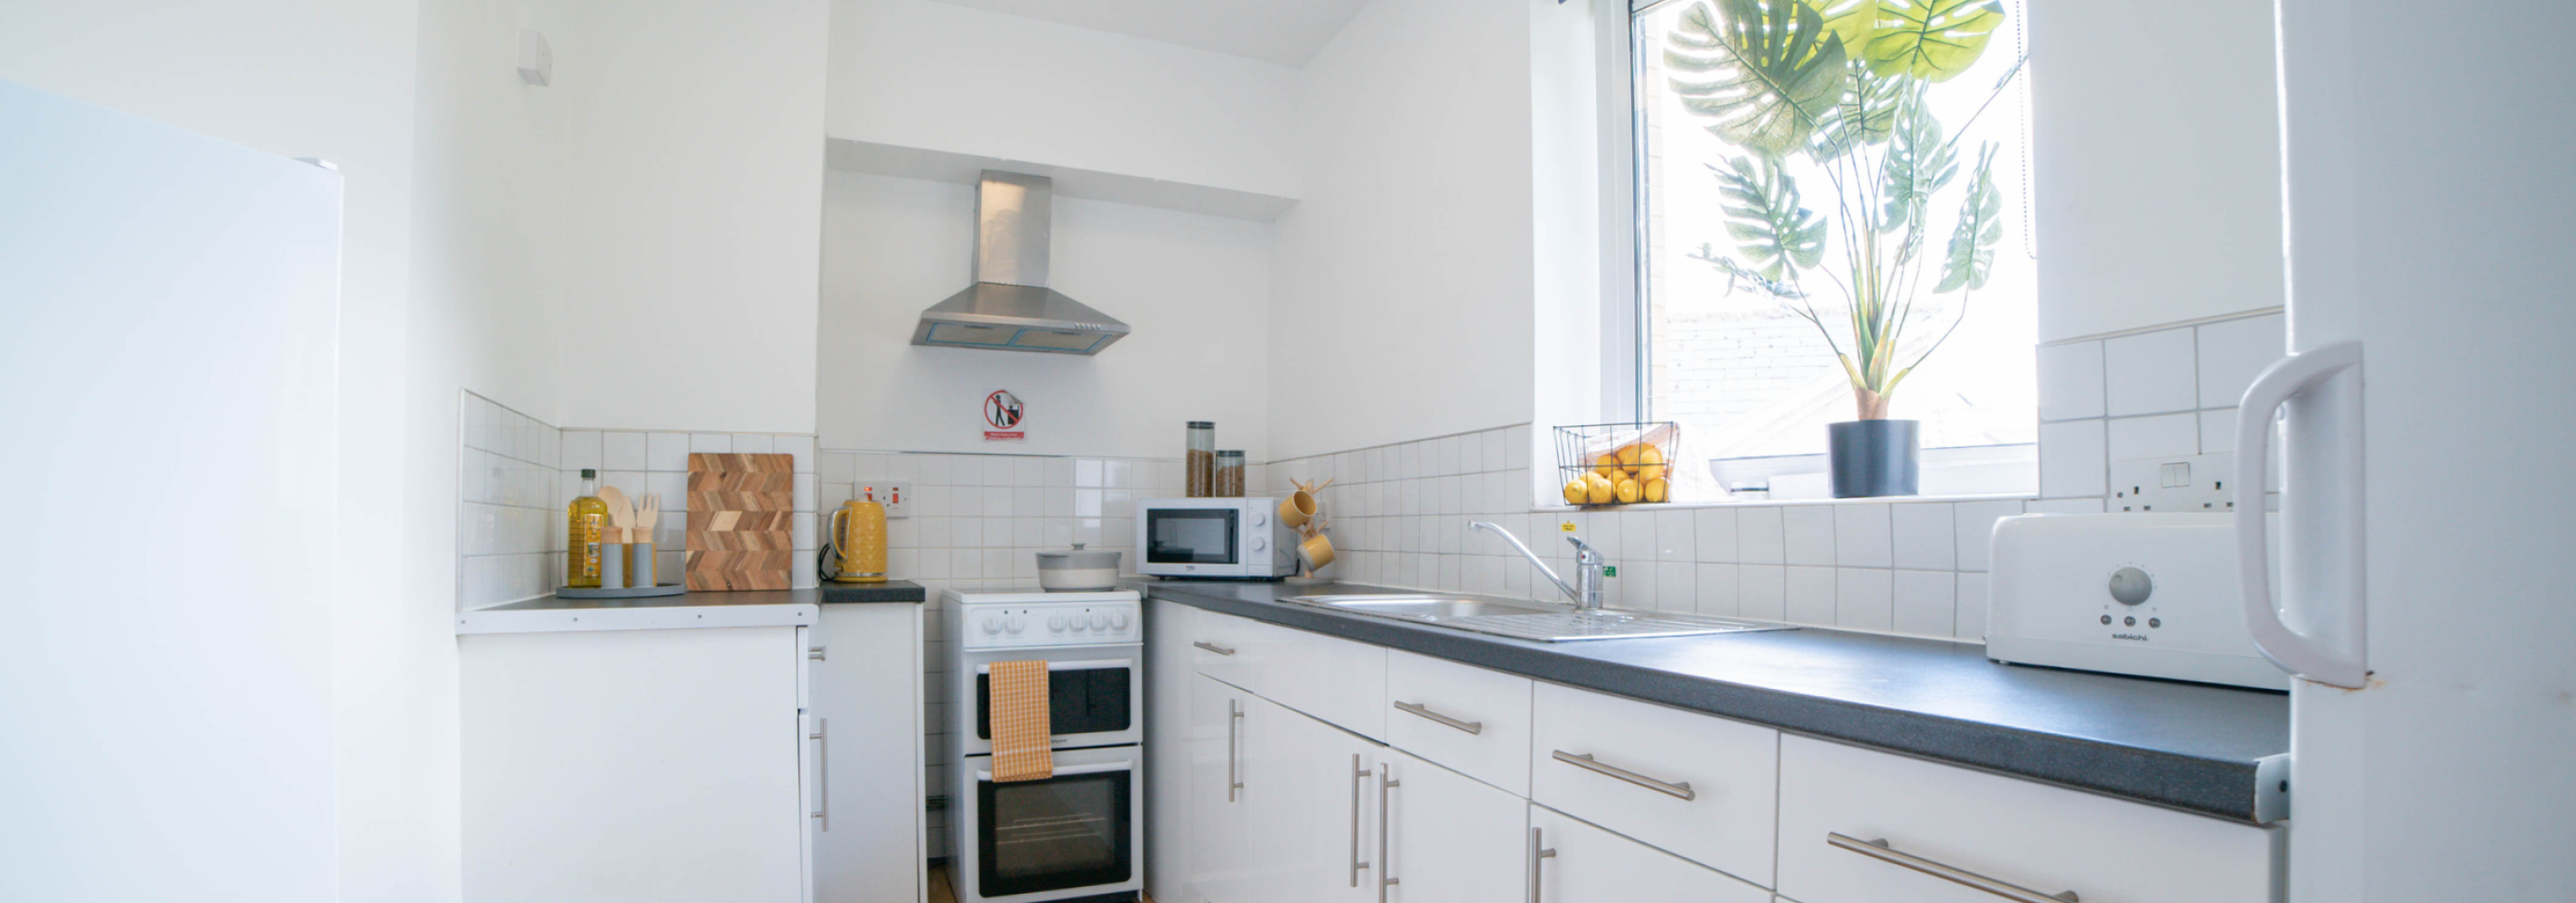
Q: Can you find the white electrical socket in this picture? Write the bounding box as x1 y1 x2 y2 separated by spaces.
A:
855 480 910 518
2109 453 2237 513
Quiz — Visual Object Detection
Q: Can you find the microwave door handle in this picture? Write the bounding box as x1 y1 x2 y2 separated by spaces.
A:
2235 340 2367 688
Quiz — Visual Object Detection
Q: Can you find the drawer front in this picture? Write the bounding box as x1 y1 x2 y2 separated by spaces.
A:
1386 649 1533 796
1187 608 1266 688
1777 735 2280 903
1530 683 1778 888
1262 622 1387 740
1529 805 1771 903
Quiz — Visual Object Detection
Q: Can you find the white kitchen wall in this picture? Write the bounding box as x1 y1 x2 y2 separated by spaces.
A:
555 0 829 434
826 0 1302 200
1267 0 1541 460
815 171 1274 459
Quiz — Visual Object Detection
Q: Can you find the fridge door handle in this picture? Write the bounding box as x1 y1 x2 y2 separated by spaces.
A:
2235 340 2367 688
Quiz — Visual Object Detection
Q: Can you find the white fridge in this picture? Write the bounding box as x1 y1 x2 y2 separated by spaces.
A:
0 80 342 899
2257 2 2576 899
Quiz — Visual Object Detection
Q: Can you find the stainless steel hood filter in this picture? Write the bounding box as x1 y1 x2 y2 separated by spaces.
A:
910 171 1131 355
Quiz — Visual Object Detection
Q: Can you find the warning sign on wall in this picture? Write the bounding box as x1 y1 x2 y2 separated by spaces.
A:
983 389 1025 442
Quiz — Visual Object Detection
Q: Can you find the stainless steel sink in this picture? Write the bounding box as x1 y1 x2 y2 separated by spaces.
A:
1283 594 1789 642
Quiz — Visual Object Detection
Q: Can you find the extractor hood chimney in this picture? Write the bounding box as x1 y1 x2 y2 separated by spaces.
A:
910 171 1131 355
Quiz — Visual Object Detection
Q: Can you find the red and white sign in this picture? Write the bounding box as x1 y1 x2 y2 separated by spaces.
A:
983 389 1025 442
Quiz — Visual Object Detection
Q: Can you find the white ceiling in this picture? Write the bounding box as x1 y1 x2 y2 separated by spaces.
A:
925 0 1373 68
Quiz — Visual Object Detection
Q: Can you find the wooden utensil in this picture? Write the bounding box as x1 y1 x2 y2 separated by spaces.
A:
635 492 659 536
685 453 794 591
598 484 632 544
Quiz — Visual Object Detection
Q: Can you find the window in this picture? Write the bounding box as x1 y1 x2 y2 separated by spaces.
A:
1631 0 2037 498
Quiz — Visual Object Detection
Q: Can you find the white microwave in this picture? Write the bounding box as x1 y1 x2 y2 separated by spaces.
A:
1135 497 1295 580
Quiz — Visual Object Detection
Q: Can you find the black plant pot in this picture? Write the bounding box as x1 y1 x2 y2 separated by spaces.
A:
1829 419 1920 498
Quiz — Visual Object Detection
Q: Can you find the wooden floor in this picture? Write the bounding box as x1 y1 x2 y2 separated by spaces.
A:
926 864 1152 903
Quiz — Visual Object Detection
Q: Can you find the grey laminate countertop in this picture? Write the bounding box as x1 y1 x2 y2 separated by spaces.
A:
1137 578 2290 824
455 582 925 636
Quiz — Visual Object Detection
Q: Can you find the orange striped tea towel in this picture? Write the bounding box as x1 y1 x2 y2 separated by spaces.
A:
988 659 1053 782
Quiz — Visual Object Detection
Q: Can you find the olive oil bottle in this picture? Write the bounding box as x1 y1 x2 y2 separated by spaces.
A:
567 469 607 588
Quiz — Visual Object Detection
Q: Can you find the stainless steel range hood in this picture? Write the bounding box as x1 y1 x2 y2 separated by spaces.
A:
910 171 1131 355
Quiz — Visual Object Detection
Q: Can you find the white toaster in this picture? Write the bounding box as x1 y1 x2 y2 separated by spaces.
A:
1986 512 2287 691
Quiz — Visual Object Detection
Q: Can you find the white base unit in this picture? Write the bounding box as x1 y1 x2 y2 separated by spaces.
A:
1527 805 1771 903
1380 749 1527 903
810 603 928 903
462 626 808 903
1529 683 1778 887
1776 735 2279 903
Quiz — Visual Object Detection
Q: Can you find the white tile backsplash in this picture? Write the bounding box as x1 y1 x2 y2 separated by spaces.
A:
1835 567 1895 632
1833 504 1892 567
2038 419 2108 498
2197 313 2285 409
1782 506 1837 565
2036 340 2105 421
1786 565 1837 624
2106 413 2199 461
1890 503 1955 571
2105 328 2199 415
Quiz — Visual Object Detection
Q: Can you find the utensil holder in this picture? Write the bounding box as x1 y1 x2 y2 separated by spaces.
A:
599 539 627 590
629 542 656 588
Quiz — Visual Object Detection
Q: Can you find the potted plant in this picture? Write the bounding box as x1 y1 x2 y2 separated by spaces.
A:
1667 0 2021 497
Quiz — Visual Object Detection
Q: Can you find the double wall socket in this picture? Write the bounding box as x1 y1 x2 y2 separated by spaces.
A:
854 481 910 518
2110 453 2235 513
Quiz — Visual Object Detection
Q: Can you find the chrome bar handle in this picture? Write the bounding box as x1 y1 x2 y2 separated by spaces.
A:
1828 833 2081 903
808 718 828 831
1527 826 1557 903
1550 750 1695 801
1227 699 1245 802
1393 700 1483 735
807 646 826 661
1194 640 1237 656
1349 754 1374 887
1378 761 1400 903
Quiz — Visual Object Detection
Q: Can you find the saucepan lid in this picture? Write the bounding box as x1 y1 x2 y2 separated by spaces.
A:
1035 543 1122 570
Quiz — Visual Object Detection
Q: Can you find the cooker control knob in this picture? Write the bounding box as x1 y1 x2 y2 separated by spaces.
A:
1048 615 1065 631
1113 612 1132 630
1089 613 1110 630
981 615 1002 635
1069 617 1087 632
1004 616 1024 634
1250 536 1267 552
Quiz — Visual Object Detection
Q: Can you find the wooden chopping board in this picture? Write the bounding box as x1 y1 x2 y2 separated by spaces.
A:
685 452 795 591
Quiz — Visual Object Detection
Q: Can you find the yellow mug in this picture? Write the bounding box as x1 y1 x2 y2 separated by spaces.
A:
1298 533 1336 573
1279 489 1318 528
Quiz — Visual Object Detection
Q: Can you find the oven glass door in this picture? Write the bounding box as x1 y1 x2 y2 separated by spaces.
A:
977 763 1134 898
975 661 1133 740
1145 508 1238 565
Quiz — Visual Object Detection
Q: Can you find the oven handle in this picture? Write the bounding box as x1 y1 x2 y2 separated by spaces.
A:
975 658 1134 674
975 759 1134 783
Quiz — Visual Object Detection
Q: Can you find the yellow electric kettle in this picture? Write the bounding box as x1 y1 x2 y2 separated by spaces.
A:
826 491 888 583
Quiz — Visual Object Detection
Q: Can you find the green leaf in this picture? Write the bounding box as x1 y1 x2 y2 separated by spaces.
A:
1815 0 1890 52
1878 85 1957 234
1936 143 2004 293
1866 0 2005 82
1809 60 1900 160
1666 0 1851 157
1710 156 1826 281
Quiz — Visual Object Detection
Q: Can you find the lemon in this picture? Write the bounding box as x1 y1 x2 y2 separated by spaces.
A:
1644 477 1668 503
1585 473 1616 505
1591 452 1620 477
1616 443 1643 468
1615 478 1642 504
1562 479 1588 505
1638 445 1666 481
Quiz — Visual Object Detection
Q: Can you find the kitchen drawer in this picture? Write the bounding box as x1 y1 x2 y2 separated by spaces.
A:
1777 734 2280 903
1530 683 1778 888
1385 649 1532 796
1186 607 1266 687
1529 804 1771 903
1262 621 1386 740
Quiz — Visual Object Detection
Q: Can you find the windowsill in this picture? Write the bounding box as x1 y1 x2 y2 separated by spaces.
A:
1531 490 2038 513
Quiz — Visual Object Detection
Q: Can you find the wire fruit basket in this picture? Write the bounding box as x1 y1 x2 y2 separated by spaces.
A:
1553 423 1682 507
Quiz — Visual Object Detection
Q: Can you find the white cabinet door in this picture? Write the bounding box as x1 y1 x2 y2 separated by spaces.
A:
807 604 924 903
1146 600 1200 902
1379 749 1526 903
1530 683 1778 887
1263 624 1389 740
1385 650 1534 796
1190 674 1257 903
1237 694 1379 903
462 627 806 903
1528 805 1772 903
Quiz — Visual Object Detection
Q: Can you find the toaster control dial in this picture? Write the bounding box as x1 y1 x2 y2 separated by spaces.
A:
2108 566 2154 606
